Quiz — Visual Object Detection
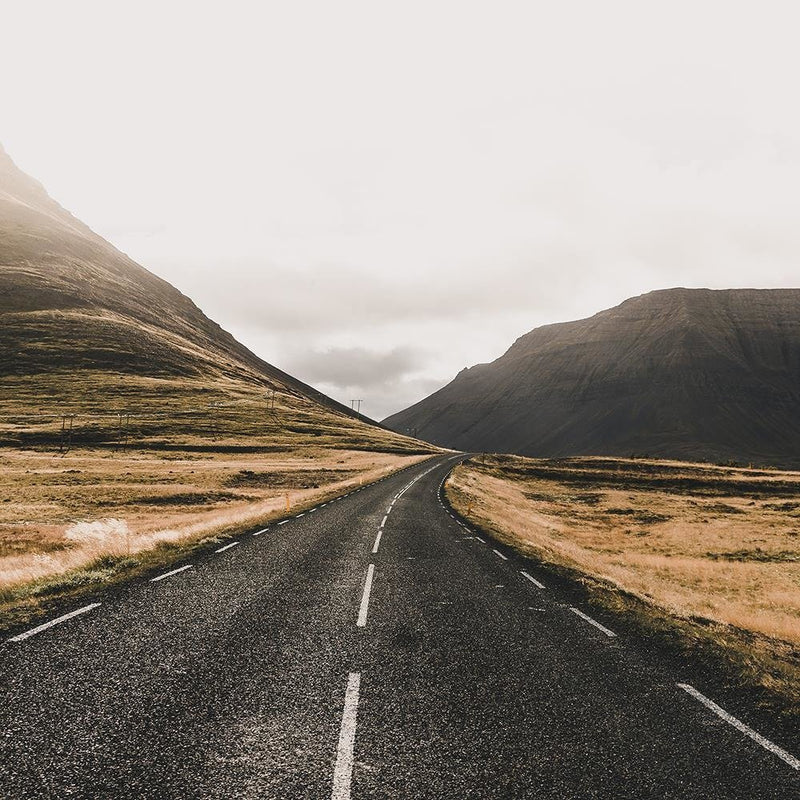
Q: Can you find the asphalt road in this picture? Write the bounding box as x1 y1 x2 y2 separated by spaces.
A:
1 455 798 798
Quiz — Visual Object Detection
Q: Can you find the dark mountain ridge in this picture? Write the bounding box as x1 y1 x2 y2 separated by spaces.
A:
384 288 800 466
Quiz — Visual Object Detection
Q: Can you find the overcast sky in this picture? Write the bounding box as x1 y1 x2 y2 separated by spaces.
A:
3 1 800 419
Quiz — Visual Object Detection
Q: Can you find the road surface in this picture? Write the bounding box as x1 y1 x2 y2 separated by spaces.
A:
1 455 798 798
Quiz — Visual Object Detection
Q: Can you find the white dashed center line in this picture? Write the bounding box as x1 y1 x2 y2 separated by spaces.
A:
492 549 508 561
150 564 193 583
371 530 383 554
215 542 239 553
357 564 375 627
331 672 361 800
678 683 799 770
8 603 102 642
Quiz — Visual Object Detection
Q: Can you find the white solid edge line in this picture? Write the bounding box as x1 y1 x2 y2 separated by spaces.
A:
150 564 193 583
492 548 508 560
357 564 375 627
570 607 617 638
8 603 102 642
678 683 800 770
215 541 239 553
520 570 546 589
372 530 383 554
331 672 361 800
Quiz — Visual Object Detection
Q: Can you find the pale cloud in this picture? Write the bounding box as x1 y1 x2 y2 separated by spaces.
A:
3 1 800 420
276 345 442 421
284 346 426 389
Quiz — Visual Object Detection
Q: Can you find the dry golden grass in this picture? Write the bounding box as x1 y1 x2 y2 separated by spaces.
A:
447 455 800 642
0 447 427 598
446 454 800 707
0 370 437 624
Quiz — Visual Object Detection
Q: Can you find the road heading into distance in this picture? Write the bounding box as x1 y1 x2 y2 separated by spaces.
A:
2 455 798 798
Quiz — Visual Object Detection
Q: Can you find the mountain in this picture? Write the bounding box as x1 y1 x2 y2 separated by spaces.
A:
0 144 424 453
384 288 800 466
1 144 338 402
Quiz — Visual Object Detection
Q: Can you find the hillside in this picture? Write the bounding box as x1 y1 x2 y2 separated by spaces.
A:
0 143 425 454
0 144 363 409
384 288 800 466
0 144 436 625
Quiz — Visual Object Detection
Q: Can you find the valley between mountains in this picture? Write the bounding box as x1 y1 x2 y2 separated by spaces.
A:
1 144 798 797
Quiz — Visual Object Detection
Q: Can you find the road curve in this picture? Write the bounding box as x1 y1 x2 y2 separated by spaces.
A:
1 455 798 798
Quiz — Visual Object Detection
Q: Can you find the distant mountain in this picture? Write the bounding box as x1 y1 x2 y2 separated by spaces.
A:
384 288 800 466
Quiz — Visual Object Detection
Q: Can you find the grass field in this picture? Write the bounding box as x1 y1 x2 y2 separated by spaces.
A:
0 371 436 629
445 454 800 712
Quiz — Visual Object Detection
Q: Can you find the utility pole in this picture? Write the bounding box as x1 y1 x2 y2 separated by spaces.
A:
59 414 74 454
351 399 363 414
116 412 129 451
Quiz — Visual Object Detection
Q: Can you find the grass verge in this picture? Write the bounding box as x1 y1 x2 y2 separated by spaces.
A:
444 454 800 721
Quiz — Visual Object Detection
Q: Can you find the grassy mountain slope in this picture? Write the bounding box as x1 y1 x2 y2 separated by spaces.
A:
0 143 423 453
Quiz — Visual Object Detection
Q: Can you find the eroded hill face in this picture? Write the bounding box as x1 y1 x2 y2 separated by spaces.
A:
384 288 800 466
